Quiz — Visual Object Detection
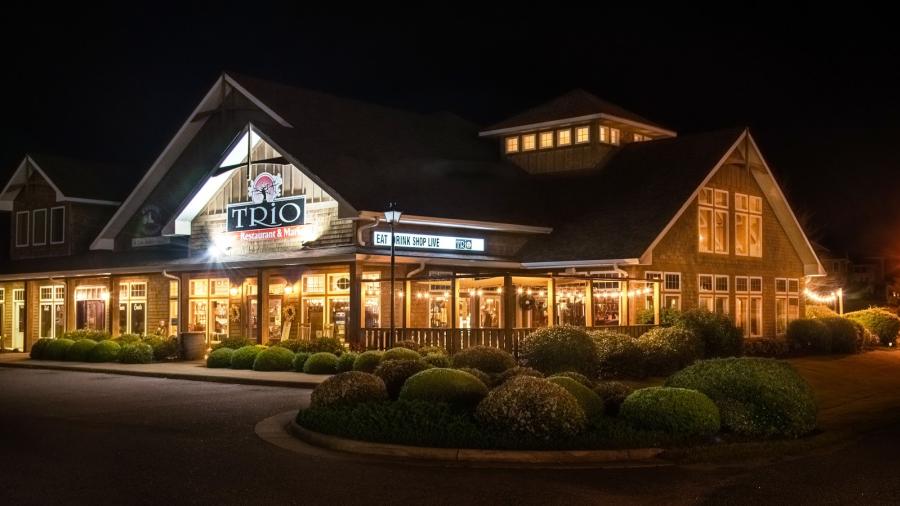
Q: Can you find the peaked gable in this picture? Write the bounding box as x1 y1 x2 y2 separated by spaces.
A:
0 155 129 211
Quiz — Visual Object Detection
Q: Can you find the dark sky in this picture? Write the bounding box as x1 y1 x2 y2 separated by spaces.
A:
4 6 899 257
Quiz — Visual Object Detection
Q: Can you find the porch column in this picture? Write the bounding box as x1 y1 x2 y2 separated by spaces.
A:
179 273 190 335
106 277 113 334
403 279 411 331
66 278 76 331
548 277 557 326
620 280 629 326
653 280 661 325
584 279 593 328
23 282 30 351
503 275 515 355
347 262 361 350
450 275 458 330
257 269 269 344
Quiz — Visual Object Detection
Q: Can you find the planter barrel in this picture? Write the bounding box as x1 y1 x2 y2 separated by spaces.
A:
180 332 207 360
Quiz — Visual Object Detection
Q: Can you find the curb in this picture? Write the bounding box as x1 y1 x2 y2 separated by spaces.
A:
0 360 321 389
288 417 666 466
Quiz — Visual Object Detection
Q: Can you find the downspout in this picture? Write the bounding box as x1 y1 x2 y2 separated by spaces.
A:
407 263 426 278
356 216 381 246
48 276 67 336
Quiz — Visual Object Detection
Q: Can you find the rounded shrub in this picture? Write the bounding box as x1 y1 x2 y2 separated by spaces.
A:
293 352 311 372
63 329 111 341
399 368 489 409
495 366 544 385
743 338 790 358
119 342 153 364
806 304 838 319
374 359 432 399
207 347 234 368
786 319 832 354
353 351 383 373
476 376 586 439
548 371 593 388
393 339 421 352
297 336 345 355
637 326 704 376
230 345 267 370
212 336 252 351
450 345 515 374
666 357 817 438
45 339 76 361
456 367 492 388
590 330 644 378
846 308 900 346
65 339 98 362
419 345 447 356
676 308 744 358
30 338 54 359
273 339 303 352
253 346 295 371
336 352 358 373
113 334 143 346
593 381 634 416
382 347 421 362
143 336 178 361
310 371 389 409
620 387 720 439
87 340 121 362
547 376 605 419
820 317 861 354
423 353 450 368
303 352 339 375
520 326 597 375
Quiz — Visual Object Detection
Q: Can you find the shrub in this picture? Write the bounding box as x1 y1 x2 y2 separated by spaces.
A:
637 307 682 325
62 329 111 341
207 347 234 368
593 381 633 416
119 343 153 364
806 304 838 319
336 352 358 373
423 353 450 368
620 387 720 439
113 334 143 345
352 351 383 373
590 330 644 378
303 352 340 375
65 339 98 361
494 366 544 385
310 371 388 409
853 321 880 348
87 340 121 362
456 367 492 388
253 346 295 371
297 336 345 355
547 376 605 419
374 359 432 399
820 317 861 354
786 319 832 354
450 345 516 374
637 326 704 376
30 338 54 359
45 339 76 361
549 371 593 388
846 308 900 346
399 368 489 409
476 376 586 439
272 339 303 352
743 339 790 357
381 347 421 362
230 345 267 369
143 336 177 361
419 345 447 356
212 336 252 351
666 357 817 438
293 352 311 372
676 309 743 358
520 326 597 375
393 339 420 352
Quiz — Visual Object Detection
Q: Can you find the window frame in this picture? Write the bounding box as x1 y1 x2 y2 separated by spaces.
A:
504 136 520 153
556 128 572 147
663 272 681 292
521 133 537 151
574 126 590 144
15 211 29 248
538 131 554 149
31 208 48 246
49 206 65 244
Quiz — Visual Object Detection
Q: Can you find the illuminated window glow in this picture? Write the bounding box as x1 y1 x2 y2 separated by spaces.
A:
505 136 519 153
556 129 572 146
539 131 554 149
522 134 536 151
575 126 590 143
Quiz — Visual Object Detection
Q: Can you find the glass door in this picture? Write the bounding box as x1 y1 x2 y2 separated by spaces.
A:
328 297 350 339
13 289 24 350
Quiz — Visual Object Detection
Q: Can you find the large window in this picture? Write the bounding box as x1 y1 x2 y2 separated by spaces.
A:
699 274 729 314
599 126 621 145
699 187 728 254
735 276 763 337
663 272 681 310
76 286 107 331
556 128 572 146
32 209 47 246
15 211 28 247
575 126 590 144
39 285 65 338
504 136 519 153
735 193 763 257
188 278 229 341
119 282 147 335
50 206 65 244
775 277 800 336
539 131 554 149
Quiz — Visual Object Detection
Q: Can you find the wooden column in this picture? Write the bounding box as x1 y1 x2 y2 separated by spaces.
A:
66 278 76 332
584 279 593 328
403 279 411 330
548 277 557 326
503 275 515 355
620 280 630 326
653 280 661 325
22 282 30 352
347 262 361 350
257 269 268 344
106 277 113 334
179 273 190 335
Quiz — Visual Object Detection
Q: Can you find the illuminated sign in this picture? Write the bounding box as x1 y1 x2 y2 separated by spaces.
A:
226 172 305 232
373 231 485 252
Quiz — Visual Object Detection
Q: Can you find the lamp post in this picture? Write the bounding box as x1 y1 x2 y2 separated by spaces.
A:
384 203 402 348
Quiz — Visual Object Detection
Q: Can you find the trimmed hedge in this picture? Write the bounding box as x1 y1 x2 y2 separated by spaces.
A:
303 352 340 375
207 347 234 368
212 336 252 351
806 304 838 319
620 387 720 439
520 326 597 375
62 329 111 341
423 353 451 368
381 347 421 362
393 340 421 352
273 339 304 352
293 352 311 372
45 339 76 361
593 381 633 416
310 371 388 409
231 345 267 370
450 345 516 374
65 339 98 362
30 338 54 359
591 330 643 378
476 376 586 439
336 352 358 373
786 319 832 354
820 317 861 354
113 334 143 346
456 367 492 388
549 371 593 388
297 337 345 355
743 338 790 358
87 340 121 362
637 326 703 376
253 346 296 371
846 308 900 346
419 345 447 356
547 376 605 419
119 343 154 364
666 357 817 438
353 351 383 373
399 368 489 409
374 359 432 399
676 309 743 358
143 336 177 361
494 366 544 385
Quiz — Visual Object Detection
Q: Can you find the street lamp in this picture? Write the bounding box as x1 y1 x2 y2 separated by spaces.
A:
384 203 402 348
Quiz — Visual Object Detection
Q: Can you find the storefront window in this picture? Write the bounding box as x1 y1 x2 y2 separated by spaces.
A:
592 280 621 326
40 285 66 338
303 297 324 337
410 280 451 328
75 286 107 331
169 280 179 336
188 278 230 342
328 296 350 339
457 277 503 329
513 277 549 328
118 282 146 335
361 273 382 328
555 279 586 326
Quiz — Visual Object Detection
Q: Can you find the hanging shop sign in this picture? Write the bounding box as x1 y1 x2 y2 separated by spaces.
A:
373 231 485 252
226 172 305 233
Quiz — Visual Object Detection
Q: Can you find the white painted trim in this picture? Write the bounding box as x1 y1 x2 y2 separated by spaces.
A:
0 158 29 203
59 197 120 206
479 113 677 138
521 259 640 269
358 211 553 234
14 211 28 248
222 74 293 128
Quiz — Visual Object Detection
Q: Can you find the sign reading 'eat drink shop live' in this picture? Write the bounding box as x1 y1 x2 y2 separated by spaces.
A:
227 172 306 233
373 231 485 252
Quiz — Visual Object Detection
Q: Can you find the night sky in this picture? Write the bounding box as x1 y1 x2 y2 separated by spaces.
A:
4 7 898 257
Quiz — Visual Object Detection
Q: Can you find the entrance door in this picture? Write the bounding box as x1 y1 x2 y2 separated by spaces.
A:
13 289 24 350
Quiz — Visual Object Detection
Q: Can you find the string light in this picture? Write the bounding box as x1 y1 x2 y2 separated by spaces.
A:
804 288 836 304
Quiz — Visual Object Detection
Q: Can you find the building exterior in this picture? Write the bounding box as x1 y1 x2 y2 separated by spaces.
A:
0 73 823 352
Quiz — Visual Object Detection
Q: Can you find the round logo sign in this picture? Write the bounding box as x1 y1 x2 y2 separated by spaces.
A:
138 205 163 237
248 172 283 204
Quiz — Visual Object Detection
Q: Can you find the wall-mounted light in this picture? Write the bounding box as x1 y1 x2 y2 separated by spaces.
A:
229 286 239 297
284 285 294 295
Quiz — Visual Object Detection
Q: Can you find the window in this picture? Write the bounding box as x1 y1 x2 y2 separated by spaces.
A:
664 272 681 291
328 273 352 293
575 126 590 144
645 271 662 281
169 280 179 337
32 209 47 246
303 274 326 294
663 294 681 310
522 134 536 151
633 133 650 142
776 278 801 335
15 211 28 247
735 276 748 293
699 274 729 314
75 286 108 331
50 207 65 244
610 127 621 145
735 193 763 257
556 129 572 146
750 277 762 293
735 276 763 337
699 274 714 292
119 282 147 335
599 126 609 143
504 136 519 153
715 275 729 292
698 187 728 254
539 131 554 149
39 285 65 338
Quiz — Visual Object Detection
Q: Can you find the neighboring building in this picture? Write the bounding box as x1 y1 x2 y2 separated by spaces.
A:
0 73 823 352
813 244 895 310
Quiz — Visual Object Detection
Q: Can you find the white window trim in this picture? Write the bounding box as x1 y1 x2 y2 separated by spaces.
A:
15 211 29 248
119 281 148 335
50 206 66 245
663 272 681 292
556 128 572 146
749 276 763 294
663 293 682 311
504 136 520 154
644 271 662 281
38 285 65 339
521 134 536 151
32 208 47 246
750 295 763 337
574 126 590 144
698 274 714 293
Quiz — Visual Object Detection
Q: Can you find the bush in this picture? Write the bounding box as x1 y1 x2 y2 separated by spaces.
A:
548 371 593 388
207 347 234 368
636 307 681 326
62 329 111 341
119 343 153 364
399 368 489 409
65 339 98 361
310 371 388 409
212 336 252 351
846 308 900 346
336 352 358 373
547 376 605 419
423 353 450 368
374 359 432 399
113 334 143 345
450 345 516 374
520 326 597 375
637 326 704 376
30 338 54 359
143 336 177 361
382 347 421 362
666 357 817 438
303 352 340 375
676 309 743 358
494 366 544 385
297 336 345 355
593 381 633 416
620 387 720 439
590 330 644 378
230 345 267 369
253 346 295 371
820 317 861 354
419 345 447 356
352 351 383 373
743 338 790 357
786 319 832 354
476 376 586 439
45 339 76 360
87 340 121 362
393 339 420 352
456 367 492 388
293 352 311 372
806 304 838 319
273 339 303 352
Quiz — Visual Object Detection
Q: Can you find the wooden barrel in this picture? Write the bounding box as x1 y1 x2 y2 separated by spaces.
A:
180 332 207 360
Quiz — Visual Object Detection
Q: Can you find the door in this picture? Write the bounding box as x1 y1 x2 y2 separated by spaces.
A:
13 294 25 351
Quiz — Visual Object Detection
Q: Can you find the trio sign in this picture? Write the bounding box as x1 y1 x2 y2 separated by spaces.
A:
226 172 305 233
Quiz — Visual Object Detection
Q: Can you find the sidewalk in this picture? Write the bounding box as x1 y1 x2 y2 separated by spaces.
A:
0 352 328 388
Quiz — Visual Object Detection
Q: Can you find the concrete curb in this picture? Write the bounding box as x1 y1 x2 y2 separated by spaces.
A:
0 360 321 389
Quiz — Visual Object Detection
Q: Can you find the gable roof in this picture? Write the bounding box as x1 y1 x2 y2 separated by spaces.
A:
480 89 675 136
